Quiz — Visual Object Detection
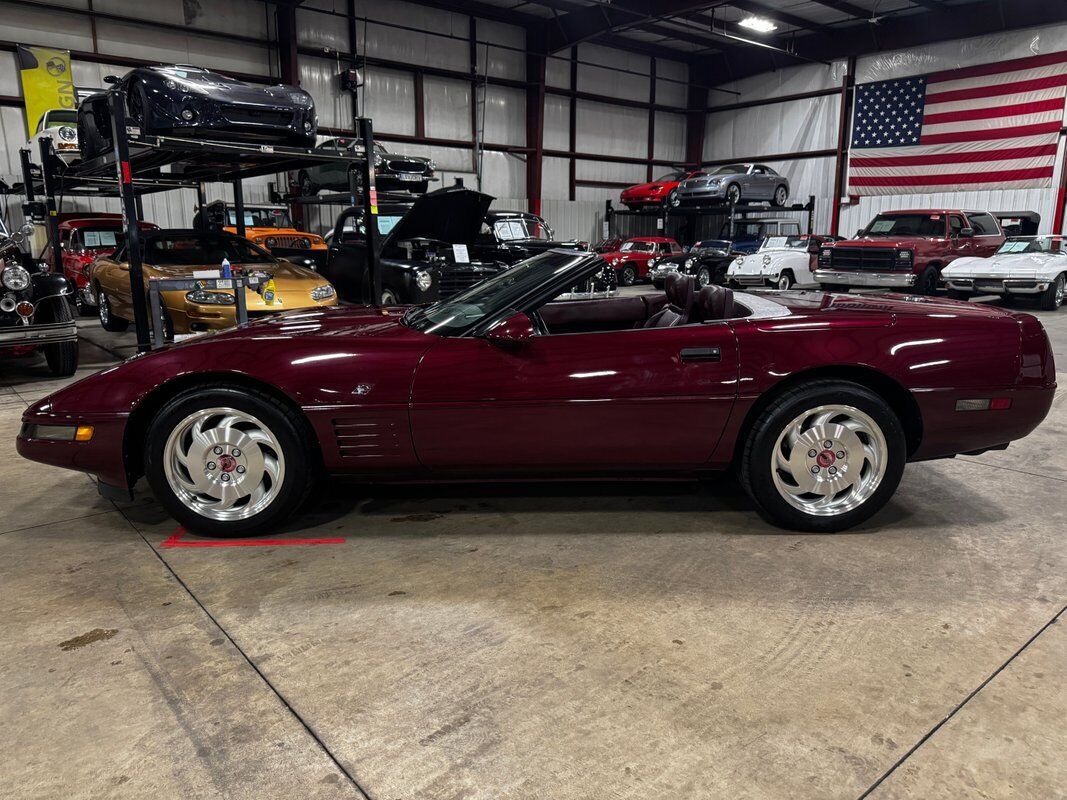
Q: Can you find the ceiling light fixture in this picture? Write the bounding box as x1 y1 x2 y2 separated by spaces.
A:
738 15 777 34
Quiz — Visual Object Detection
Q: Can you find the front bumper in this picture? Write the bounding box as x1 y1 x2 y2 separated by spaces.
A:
814 269 917 288
729 274 771 287
944 277 1050 296
0 320 77 346
676 186 726 203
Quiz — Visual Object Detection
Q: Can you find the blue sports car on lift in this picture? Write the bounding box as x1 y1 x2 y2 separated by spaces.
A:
77 64 317 160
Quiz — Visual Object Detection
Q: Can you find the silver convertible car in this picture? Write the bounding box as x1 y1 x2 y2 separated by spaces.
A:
673 163 790 207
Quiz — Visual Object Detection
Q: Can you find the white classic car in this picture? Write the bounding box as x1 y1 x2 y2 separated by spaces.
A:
726 235 835 290
942 235 1066 311
28 109 80 165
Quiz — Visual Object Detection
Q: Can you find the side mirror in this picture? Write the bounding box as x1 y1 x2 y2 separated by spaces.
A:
482 311 535 346
959 227 975 237
103 75 120 85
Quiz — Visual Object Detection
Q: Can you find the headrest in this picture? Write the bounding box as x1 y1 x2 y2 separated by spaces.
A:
664 272 696 310
696 285 734 321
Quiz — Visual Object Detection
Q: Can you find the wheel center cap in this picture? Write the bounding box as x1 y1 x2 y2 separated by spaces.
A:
816 450 836 468
217 454 237 473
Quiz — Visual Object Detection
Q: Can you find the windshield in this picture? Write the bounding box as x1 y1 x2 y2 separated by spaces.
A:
996 236 1062 255
693 240 729 251
711 165 746 175
45 110 78 127
143 234 276 266
655 171 685 182
404 251 593 336
620 240 654 252
157 67 241 85
863 213 946 237
226 208 294 229
493 218 552 241
761 236 806 251
80 229 122 249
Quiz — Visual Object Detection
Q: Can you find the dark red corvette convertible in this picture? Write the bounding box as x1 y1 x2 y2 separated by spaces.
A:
17 252 1055 536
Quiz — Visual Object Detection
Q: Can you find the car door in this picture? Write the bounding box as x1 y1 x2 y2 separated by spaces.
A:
948 214 972 259
322 209 369 301
409 324 740 471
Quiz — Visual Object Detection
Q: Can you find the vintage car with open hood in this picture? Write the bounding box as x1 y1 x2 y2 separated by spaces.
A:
321 186 504 305
942 236 1066 310
473 211 586 266
91 230 337 337
77 64 317 160
16 252 1055 538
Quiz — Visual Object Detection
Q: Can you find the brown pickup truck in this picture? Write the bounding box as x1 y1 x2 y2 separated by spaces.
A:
814 209 1005 295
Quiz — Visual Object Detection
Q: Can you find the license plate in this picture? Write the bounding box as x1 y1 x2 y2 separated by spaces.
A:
398 173 421 182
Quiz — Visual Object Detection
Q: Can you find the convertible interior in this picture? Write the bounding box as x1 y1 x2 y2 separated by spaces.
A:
538 273 750 335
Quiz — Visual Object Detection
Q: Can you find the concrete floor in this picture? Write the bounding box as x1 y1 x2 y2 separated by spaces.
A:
1 296 1065 799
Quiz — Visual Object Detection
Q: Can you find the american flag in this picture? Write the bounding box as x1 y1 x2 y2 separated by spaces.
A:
847 50 1067 195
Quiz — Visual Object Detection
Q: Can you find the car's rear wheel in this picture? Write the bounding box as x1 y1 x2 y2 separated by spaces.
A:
696 266 712 288
619 264 638 286
97 288 129 332
1038 273 1065 311
739 380 906 533
772 185 788 206
145 387 316 537
37 298 78 377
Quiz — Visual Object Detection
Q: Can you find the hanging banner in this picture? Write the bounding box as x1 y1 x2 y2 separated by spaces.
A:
16 45 76 138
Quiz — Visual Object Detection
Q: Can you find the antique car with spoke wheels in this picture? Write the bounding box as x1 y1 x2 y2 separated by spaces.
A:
16 251 1055 537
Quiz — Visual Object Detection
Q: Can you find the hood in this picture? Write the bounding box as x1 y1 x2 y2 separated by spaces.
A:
623 181 667 194
144 260 319 281
943 252 1062 277
384 186 494 248
180 305 415 349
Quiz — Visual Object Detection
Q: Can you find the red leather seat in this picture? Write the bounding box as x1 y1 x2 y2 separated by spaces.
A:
644 273 697 327
695 285 735 321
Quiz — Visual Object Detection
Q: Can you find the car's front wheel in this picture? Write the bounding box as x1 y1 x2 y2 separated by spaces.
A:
37 298 78 377
739 380 906 533
145 387 317 537
696 266 712 288
917 266 939 296
772 185 788 206
97 288 129 332
776 271 794 290
1038 273 1065 311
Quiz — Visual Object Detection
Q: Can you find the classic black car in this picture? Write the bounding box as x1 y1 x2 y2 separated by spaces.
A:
297 138 436 196
648 239 734 289
78 64 317 160
320 186 504 305
0 222 78 376
473 211 586 265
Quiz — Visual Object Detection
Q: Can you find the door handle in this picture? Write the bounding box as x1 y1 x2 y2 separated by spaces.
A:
680 347 721 363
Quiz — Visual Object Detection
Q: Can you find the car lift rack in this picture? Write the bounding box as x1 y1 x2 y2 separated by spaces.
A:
605 195 817 247
22 88 382 353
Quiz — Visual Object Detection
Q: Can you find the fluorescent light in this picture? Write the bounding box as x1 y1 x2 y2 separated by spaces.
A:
739 15 777 33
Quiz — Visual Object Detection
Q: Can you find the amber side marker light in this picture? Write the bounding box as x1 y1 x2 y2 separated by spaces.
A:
75 425 95 442
955 398 1012 412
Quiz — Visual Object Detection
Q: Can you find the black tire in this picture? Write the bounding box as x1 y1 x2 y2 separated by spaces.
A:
619 264 637 287
144 386 318 537
97 287 129 332
772 185 788 207
128 82 148 128
1038 273 1065 311
665 188 678 206
776 271 794 290
298 170 318 197
380 287 400 305
725 183 742 205
155 301 175 343
37 298 79 377
739 380 906 533
917 266 939 296
696 266 712 288
946 288 971 302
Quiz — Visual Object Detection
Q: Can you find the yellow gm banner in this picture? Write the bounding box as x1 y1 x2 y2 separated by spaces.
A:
16 45 75 138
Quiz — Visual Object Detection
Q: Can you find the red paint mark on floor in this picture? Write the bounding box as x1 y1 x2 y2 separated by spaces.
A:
160 527 345 549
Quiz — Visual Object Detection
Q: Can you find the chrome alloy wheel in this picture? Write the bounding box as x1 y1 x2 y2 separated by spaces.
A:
770 404 887 517
162 407 285 522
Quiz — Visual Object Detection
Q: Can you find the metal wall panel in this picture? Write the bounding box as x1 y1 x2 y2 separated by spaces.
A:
0 5 94 51
475 20 525 81
478 149 525 199
94 0 271 40
708 60 848 106
576 43 649 103
481 85 524 147
655 58 687 108
758 156 836 233
300 55 354 130
296 6 348 52
541 155 570 201
703 94 840 162
575 99 647 158
654 111 685 164
544 94 570 152
93 20 272 75
540 198 605 244
358 0 469 72
424 76 471 141
546 52 570 89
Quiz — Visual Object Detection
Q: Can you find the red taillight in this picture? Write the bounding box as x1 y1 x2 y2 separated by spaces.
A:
955 398 1013 412
989 397 1013 410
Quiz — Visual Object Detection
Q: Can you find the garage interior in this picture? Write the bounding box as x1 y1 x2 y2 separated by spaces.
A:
2 1 1067 798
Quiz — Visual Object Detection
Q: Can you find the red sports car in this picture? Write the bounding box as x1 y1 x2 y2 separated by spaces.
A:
602 236 683 285
620 170 700 209
16 253 1055 538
